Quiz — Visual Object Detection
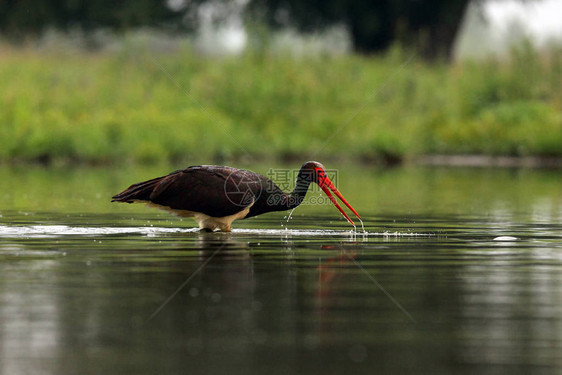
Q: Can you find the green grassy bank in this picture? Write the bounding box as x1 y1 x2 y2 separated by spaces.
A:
1 42 562 165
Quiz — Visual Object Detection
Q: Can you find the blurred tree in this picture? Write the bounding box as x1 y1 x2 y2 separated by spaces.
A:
0 0 471 60
0 0 184 37
247 0 470 60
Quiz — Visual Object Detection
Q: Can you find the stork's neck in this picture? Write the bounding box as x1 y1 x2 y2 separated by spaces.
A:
282 175 312 209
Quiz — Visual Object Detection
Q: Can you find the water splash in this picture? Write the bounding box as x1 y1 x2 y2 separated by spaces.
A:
0 224 431 238
282 208 297 232
357 217 366 233
287 208 296 223
0 224 198 238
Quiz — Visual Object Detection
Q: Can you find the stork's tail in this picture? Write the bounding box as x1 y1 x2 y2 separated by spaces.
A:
111 176 166 203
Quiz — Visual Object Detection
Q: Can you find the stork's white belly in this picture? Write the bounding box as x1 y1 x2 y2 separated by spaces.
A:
140 201 253 232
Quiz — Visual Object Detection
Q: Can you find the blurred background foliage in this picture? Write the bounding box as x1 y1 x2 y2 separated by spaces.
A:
1 0 469 59
1 0 561 165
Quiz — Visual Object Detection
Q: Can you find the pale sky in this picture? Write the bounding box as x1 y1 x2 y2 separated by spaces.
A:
455 0 562 59
485 0 562 43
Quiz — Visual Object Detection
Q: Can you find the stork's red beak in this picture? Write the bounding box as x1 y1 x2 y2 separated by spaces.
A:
317 175 361 226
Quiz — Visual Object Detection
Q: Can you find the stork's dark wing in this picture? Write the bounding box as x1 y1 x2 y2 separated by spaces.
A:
112 166 263 218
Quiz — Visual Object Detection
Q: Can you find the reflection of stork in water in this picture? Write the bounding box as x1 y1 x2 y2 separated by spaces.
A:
316 247 359 298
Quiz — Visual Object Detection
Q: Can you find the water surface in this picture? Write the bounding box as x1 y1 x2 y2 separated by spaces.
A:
1 165 562 374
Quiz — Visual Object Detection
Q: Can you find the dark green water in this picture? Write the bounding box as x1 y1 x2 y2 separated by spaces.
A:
1 165 562 374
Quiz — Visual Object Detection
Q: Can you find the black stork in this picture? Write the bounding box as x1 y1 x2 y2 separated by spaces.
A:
111 161 361 232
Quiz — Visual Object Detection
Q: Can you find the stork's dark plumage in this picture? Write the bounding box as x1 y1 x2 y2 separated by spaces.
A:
111 161 361 232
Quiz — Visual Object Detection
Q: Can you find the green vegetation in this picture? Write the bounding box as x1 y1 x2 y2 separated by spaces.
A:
1 42 562 165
